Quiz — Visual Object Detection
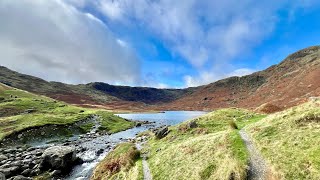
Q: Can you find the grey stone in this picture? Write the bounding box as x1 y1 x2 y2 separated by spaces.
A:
0 154 8 161
155 126 170 139
21 169 31 176
0 172 5 180
50 170 61 177
40 146 77 172
12 175 32 180
0 166 19 177
187 121 198 128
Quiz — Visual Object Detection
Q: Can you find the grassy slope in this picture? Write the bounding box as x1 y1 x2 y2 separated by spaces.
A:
0 83 134 141
91 142 142 180
245 99 320 179
93 108 265 180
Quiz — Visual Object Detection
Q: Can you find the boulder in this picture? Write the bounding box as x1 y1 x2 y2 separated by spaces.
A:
155 126 170 139
0 154 7 161
40 146 77 173
187 121 198 128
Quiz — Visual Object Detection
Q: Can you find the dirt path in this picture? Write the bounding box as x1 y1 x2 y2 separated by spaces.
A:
239 129 267 180
136 143 152 180
141 156 152 180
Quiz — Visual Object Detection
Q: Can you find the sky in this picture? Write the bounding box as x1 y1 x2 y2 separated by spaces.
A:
0 0 320 88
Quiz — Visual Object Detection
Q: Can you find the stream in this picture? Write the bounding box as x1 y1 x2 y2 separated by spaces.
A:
67 111 207 179
1 111 207 179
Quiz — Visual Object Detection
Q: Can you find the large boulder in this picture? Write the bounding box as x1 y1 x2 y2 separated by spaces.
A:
155 126 170 139
40 146 77 173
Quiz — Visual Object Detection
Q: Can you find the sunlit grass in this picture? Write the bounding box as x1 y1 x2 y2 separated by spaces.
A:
246 99 320 179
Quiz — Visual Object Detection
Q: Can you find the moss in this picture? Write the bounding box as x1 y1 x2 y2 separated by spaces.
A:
79 122 94 133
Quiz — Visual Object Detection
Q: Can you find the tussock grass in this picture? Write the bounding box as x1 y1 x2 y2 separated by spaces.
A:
91 142 141 180
246 99 320 179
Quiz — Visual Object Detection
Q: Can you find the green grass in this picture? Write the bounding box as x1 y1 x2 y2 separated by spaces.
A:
245 99 320 179
0 83 134 141
97 111 135 133
79 122 95 133
98 108 265 180
91 142 141 180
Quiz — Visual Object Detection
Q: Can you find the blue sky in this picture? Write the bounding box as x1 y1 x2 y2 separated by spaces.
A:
1 0 320 88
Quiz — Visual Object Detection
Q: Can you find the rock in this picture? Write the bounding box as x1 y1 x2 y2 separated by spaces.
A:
40 146 77 173
21 168 31 176
0 154 8 161
136 123 142 127
187 121 198 129
12 175 31 180
155 126 170 139
0 166 19 178
0 172 5 180
96 149 104 156
50 170 61 177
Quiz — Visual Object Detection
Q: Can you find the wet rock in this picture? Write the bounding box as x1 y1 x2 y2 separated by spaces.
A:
96 149 104 156
0 172 5 180
136 123 142 127
1 163 12 169
50 170 61 177
11 175 32 180
0 154 8 161
40 146 77 173
21 168 31 176
0 166 19 178
155 126 170 139
30 168 40 176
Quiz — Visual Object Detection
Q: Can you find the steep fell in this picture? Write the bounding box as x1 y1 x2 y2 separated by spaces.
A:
162 46 320 112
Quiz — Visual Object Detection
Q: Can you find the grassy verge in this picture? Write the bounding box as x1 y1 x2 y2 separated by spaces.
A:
0 83 134 141
245 99 320 179
91 142 142 180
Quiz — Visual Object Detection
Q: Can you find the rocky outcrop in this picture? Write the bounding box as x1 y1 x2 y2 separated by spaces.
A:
0 145 81 179
154 126 170 139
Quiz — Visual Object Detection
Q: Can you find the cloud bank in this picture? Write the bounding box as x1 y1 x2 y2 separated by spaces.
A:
0 0 140 84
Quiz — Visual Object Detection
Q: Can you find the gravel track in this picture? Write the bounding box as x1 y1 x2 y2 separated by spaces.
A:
239 129 267 180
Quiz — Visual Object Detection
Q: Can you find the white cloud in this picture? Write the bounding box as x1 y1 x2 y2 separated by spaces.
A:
95 0 283 68
184 68 256 87
0 0 141 84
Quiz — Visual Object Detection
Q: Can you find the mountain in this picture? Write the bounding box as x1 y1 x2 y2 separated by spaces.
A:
0 46 319 112
161 46 320 112
0 66 192 111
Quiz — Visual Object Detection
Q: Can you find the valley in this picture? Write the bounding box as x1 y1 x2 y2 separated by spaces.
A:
0 46 319 180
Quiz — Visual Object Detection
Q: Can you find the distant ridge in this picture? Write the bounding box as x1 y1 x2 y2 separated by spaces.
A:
1 46 320 112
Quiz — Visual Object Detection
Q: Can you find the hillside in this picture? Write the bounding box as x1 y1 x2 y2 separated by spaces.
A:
0 82 134 142
0 66 191 111
162 46 320 112
0 46 319 112
245 98 320 179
